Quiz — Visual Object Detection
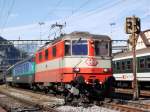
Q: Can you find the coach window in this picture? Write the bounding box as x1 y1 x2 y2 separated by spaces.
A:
139 58 145 69
72 40 87 55
146 57 150 68
121 61 125 71
65 40 71 56
45 49 49 60
116 61 120 71
39 52 42 61
113 62 117 72
126 60 131 70
52 46 56 57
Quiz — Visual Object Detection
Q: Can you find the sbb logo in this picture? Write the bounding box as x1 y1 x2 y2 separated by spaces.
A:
85 57 98 66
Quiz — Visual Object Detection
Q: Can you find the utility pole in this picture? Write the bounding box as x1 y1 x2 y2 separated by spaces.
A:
125 16 141 100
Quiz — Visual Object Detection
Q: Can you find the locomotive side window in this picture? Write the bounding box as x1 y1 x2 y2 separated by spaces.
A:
45 49 48 60
65 40 71 56
95 41 109 56
39 52 42 61
72 40 87 55
52 46 56 57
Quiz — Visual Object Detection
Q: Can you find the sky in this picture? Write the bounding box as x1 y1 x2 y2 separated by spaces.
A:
0 0 150 40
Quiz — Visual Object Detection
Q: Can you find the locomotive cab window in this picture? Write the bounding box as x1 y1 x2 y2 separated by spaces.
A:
72 40 87 55
95 40 109 56
65 40 71 56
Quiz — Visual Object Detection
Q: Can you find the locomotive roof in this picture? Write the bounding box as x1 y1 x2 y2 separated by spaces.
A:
60 32 111 41
113 47 150 59
38 31 111 52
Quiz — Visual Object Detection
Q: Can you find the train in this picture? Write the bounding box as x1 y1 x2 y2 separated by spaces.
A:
113 47 150 89
6 32 115 103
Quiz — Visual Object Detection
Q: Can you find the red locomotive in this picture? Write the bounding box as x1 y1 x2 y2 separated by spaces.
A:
34 31 115 102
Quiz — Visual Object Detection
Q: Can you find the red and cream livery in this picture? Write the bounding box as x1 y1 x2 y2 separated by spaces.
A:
35 31 112 85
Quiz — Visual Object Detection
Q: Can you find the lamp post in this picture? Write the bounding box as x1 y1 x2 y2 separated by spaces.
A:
39 22 45 40
110 22 116 37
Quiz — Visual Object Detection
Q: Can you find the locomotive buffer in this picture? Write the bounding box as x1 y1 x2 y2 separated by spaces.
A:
125 16 141 100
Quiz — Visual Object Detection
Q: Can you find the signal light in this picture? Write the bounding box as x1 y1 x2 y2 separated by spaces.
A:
125 16 141 34
125 17 133 34
135 17 141 34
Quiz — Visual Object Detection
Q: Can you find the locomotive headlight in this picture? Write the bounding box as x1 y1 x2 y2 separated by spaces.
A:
85 80 89 84
99 81 102 84
103 68 108 72
73 67 80 72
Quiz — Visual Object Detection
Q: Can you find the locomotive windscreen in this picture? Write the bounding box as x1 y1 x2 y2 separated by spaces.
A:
94 40 109 56
72 40 88 55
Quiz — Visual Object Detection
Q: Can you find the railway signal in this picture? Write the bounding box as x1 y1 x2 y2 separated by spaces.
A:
125 17 141 34
125 16 141 100
125 17 132 34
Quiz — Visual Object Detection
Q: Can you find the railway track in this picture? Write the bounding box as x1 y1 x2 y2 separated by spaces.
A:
115 88 150 97
103 102 149 112
0 85 150 112
0 93 41 112
0 85 62 112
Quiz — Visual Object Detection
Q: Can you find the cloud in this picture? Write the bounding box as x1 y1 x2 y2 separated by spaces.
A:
9 13 18 19
1 0 150 41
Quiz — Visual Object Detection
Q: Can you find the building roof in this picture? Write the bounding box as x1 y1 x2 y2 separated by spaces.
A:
113 47 150 59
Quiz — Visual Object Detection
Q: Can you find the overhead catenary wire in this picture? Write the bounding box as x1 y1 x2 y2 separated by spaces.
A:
42 0 63 21
37 0 63 39
39 0 92 39
59 0 91 24
0 0 6 28
0 0 15 35
59 0 123 26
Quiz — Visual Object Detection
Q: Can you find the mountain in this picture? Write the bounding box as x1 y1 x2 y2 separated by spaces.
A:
0 36 28 70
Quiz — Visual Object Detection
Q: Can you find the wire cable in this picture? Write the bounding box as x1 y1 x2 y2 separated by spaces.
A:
0 0 6 28
0 0 15 35
60 0 91 23
42 0 63 21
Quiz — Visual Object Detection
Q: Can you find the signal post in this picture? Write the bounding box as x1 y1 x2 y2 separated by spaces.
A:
125 16 141 100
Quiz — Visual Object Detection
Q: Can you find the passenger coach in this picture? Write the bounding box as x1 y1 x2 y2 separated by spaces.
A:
113 48 150 88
